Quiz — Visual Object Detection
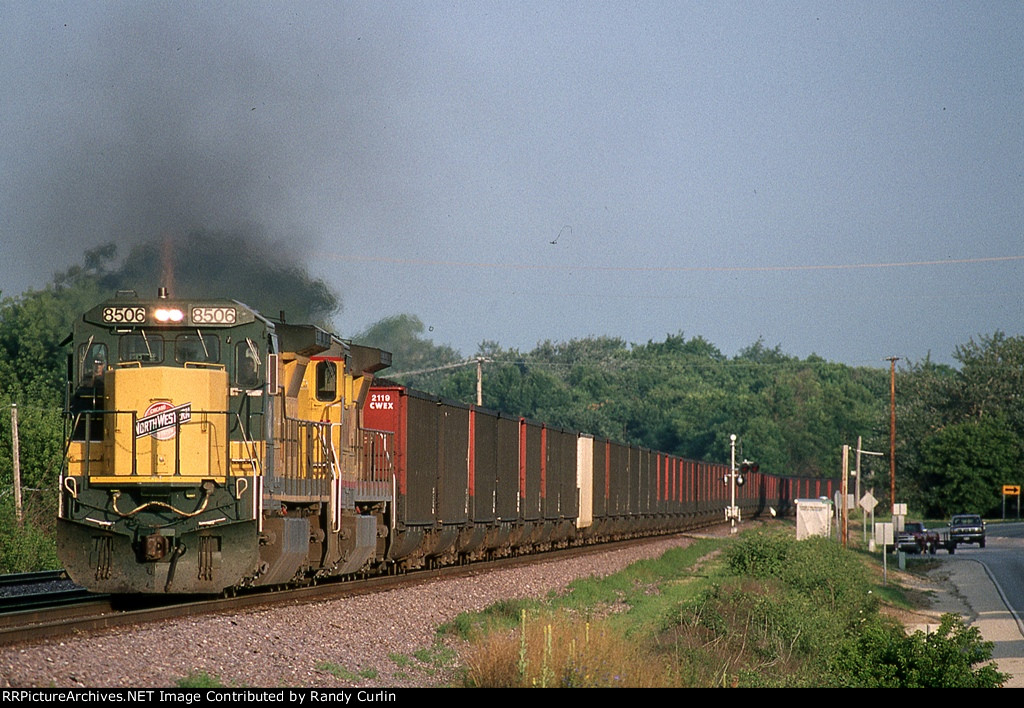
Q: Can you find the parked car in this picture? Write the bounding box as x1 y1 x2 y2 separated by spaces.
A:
949 514 986 549
896 521 940 554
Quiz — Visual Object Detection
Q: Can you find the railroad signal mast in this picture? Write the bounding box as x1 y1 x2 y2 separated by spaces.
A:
725 434 754 533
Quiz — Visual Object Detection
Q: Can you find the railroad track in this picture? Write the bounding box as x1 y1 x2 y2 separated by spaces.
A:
0 533 699 648
0 586 96 613
0 569 97 614
0 570 68 588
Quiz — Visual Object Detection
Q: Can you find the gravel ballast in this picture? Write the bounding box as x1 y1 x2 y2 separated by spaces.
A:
0 535 709 688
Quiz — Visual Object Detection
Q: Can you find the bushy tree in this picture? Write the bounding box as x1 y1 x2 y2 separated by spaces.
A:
422 333 888 477
920 416 1022 517
954 332 1024 430
722 532 1005 687
897 333 1024 517
356 313 465 394
834 614 1007 688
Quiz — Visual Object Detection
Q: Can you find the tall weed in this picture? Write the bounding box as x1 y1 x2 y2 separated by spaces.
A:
461 608 666 687
0 498 59 573
457 530 1007 687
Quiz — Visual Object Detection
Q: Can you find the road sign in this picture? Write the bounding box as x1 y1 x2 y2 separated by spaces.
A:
859 491 878 512
1003 485 1020 496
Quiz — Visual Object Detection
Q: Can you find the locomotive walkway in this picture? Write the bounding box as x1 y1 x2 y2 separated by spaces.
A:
921 558 1024 687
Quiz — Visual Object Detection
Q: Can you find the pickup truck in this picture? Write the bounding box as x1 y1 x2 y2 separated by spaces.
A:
896 521 941 554
949 514 986 549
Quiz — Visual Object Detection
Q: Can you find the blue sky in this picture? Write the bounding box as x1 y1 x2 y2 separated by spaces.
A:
1 2 1021 367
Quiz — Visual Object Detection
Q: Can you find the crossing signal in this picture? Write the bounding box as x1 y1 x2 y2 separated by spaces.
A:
738 461 759 486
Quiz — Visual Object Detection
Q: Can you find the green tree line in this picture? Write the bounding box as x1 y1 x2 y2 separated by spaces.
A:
374 320 893 484
1 240 1022 569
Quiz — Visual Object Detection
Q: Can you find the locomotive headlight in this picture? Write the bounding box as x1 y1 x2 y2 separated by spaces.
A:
154 307 185 323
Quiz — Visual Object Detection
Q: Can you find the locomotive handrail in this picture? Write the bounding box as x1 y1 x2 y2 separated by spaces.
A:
64 408 257 478
110 488 212 518
312 420 341 479
360 428 395 482
231 417 262 476
63 410 111 477
276 416 334 498
277 416 395 482
182 361 226 370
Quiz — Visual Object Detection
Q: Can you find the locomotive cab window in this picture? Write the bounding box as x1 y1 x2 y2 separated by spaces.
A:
315 360 338 402
119 332 164 364
72 340 108 441
235 338 262 388
175 332 220 364
76 341 108 387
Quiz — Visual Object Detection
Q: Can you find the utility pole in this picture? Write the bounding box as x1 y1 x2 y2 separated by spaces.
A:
855 436 862 510
885 356 900 515
11 404 22 525
476 357 483 406
841 444 849 547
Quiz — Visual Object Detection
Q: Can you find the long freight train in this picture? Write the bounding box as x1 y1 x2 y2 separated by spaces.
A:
57 291 837 594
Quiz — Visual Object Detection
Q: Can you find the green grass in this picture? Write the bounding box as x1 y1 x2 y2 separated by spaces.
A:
314 661 381 681
315 662 361 681
452 527 1007 688
175 671 226 688
413 643 457 669
388 652 412 668
440 597 541 640
0 500 59 573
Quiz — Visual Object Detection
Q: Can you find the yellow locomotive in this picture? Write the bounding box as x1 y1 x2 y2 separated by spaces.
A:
58 289 391 593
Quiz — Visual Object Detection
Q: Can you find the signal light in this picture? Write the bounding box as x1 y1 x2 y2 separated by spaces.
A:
738 461 758 486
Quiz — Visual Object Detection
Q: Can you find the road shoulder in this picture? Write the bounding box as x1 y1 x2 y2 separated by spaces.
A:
922 559 1024 687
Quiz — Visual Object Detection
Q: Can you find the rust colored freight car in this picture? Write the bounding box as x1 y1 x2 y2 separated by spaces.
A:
363 385 581 568
363 383 818 571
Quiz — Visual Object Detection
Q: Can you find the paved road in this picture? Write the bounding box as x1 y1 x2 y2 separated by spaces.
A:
966 521 1024 623
923 521 1024 687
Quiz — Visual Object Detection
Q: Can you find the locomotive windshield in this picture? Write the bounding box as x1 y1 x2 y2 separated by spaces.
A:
174 332 221 364
68 294 272 444
118 332 165 364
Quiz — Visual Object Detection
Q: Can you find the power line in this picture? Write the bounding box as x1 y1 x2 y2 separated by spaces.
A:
387 358 482 378
323 253 1024 274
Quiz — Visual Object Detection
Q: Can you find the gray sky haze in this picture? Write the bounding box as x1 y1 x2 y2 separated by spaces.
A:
2 2 1021 367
